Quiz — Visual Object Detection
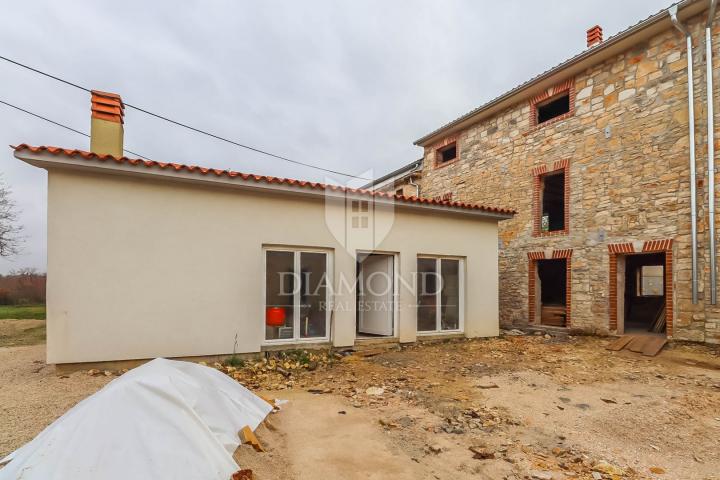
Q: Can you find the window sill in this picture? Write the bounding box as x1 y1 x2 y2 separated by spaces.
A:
524 111 574 135
534 228 569 238
416 329 463 336
262 337 330 348
433 158 459 170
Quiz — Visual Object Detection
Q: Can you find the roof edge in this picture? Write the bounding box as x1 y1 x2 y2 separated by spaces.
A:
12 145 516 219
362 158 423 189
414 0 703 146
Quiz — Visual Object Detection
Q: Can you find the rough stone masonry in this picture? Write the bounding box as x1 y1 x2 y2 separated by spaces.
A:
415 7 720 343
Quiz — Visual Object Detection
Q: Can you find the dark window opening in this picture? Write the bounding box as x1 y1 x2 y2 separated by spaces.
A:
537 258 567 327
395 188 404 196
540 171 565 232
623 253 666 334
537 93 570 124
437 143 457 165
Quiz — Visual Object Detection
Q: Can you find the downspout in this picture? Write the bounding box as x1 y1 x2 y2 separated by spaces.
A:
707 0 718 304
408 176 420 197
670 5 699 304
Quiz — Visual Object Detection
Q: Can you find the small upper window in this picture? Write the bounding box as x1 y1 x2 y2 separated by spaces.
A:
436 142 457 165
395 188 404 196
537 92 570 124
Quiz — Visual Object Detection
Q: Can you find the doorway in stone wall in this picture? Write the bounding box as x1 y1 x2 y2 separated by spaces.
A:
535 258 568 327
616 252 667 335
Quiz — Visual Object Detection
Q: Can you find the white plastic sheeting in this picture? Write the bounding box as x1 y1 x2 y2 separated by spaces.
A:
0 358 273 480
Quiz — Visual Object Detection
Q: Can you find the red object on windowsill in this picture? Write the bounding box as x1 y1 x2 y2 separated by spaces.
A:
266 307 286 327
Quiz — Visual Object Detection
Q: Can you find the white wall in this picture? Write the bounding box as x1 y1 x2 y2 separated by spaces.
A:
46 169 500 363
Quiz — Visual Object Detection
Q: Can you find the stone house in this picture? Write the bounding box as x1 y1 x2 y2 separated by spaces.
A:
378 0 720 343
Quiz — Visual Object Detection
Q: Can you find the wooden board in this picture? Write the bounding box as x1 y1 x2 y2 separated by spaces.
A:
605 334 667 356
541 305 566 327
606 335 634 351
627 336 652 353
642 337 667 356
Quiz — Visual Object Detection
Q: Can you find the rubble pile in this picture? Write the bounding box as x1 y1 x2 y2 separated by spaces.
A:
208 350 334 390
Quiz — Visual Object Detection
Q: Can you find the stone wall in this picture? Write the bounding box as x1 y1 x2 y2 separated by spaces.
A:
416 11 720 343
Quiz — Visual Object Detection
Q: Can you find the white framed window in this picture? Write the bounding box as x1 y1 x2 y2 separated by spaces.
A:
264 247 332 343
416 256 464 334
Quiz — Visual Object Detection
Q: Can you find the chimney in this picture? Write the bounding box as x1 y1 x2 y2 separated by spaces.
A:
90 90 124 157
586 25 603 48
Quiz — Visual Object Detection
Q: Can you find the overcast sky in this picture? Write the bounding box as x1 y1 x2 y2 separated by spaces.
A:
0 0 673 273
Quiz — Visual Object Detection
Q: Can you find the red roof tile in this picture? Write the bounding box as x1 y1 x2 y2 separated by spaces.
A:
12 144 516 216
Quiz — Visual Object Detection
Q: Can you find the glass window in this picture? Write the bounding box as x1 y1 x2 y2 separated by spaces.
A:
440 259 460 330
417 257 463 332
300 252 328 338
265 251 295 341
265 249 329 341
417 258 438 332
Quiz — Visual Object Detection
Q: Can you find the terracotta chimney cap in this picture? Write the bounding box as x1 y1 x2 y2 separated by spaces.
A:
587 25 603 48
91 90 124 124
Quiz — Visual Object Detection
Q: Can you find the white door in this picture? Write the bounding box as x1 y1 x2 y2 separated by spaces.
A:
358 255 394 336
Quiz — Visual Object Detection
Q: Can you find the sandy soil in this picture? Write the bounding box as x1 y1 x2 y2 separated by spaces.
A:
2 334 719 480
0 344 111 458
238 335 720 480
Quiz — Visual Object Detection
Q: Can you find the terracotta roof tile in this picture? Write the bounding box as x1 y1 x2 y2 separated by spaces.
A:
12 145 516 216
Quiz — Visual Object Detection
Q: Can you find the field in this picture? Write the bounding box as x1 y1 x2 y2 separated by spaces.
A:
0 305 45 320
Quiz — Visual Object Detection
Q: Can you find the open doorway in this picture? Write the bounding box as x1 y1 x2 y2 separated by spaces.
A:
356 254 395 337
535 258 567 327
619 253 666 335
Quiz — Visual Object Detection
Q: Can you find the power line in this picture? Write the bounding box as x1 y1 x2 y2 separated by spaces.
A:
0 54 371 180
0 99 151 160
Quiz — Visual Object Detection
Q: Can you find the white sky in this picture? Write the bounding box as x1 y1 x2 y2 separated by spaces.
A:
0 0 673 273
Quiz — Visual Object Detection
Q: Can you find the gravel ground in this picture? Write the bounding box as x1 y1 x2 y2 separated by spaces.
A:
2 336 719 479
0 344 111 458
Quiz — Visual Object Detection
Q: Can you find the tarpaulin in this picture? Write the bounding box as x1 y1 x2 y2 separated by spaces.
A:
0 358 273 480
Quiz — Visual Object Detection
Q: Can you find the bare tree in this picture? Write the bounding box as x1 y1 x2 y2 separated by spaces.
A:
0 176 22 257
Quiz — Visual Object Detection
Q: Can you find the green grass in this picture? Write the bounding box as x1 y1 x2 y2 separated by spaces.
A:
0 304 46 320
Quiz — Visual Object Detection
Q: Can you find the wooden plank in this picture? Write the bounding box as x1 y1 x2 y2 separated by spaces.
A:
606 335 634 351
541 305 566 327
627 336 651 353
642 337 667 356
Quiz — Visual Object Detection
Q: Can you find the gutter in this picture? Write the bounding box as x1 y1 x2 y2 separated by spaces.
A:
707 0 718 304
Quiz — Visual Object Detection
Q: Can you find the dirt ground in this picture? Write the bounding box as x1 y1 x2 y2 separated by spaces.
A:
0 319 45 347
2 333 719 479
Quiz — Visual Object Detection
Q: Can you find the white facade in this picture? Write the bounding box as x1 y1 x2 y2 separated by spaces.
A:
17 147 511 364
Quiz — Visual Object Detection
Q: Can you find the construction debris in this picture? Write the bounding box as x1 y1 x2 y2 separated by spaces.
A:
208 350 332 391
231 469 253 480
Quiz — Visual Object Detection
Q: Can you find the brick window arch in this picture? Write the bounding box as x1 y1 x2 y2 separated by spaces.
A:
529 78 576 129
